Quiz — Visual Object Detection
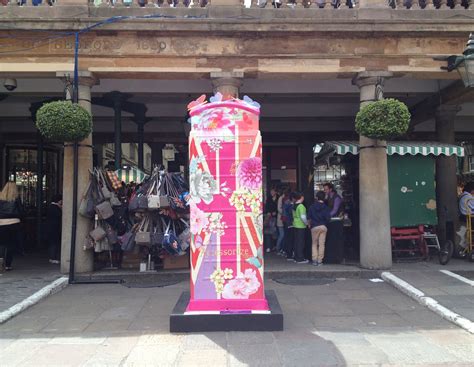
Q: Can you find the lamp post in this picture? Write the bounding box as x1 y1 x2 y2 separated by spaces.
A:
440 33 474 88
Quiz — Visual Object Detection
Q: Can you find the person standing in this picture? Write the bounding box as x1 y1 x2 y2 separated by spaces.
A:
323 182 344 263
292 192 309 264
284 192 295 261
46 194 62 264
264 187 278 253
323 182 343 218
276 188 286 256
0 182 23 271
308 191 331 266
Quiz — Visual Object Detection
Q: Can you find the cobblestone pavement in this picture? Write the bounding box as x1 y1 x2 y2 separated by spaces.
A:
1 276 473 366
0 255 61 314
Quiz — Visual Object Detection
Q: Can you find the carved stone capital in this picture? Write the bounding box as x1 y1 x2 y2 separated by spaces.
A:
352 71 393 89
56 71 99 88
211 71 243 98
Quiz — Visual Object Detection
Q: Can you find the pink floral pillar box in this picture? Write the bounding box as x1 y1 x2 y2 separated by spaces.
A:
187 94 269 313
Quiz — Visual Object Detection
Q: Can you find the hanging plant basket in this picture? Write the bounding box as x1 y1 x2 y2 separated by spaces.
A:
355 98 411 140
36 101 92 142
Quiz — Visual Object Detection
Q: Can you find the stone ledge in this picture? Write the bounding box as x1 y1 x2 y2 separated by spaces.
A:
0 8 473 33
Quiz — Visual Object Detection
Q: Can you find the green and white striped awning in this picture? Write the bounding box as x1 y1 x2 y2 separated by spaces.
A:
115 167 148 184
322 141 464 157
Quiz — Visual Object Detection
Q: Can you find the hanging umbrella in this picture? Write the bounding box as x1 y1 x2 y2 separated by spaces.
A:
115 167 148 184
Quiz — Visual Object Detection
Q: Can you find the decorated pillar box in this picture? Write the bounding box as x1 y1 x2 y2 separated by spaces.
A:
187 93 269 313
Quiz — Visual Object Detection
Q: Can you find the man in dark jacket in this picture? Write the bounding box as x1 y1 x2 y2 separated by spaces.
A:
308 191 331 266
46 194 62 264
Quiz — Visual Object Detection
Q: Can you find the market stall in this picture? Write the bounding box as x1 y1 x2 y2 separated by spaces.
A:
78 166 190 272
315 141 464 262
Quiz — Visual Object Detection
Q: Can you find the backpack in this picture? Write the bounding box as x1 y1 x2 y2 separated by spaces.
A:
282 200 294 225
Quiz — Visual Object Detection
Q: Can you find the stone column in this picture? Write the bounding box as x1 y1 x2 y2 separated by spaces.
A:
299 142 315 204
352 71 393 270
57 71 98 274
435 105 460 246
211 71 243 99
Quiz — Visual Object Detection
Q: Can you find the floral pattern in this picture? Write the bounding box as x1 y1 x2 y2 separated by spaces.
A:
221 269 261 300
189 168 217 204
229 189 262 216
190 203 209 235
237 157 262 190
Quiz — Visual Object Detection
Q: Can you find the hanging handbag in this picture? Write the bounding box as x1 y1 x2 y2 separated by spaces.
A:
135 216 151 246
165 174 186 213
95 200 114 220
89 216 106 241
110 193 122 207
120 230 136 252
105 223 119 245
128 192 139 212
162 219 180 255
79 177 98 219
151 218 164 246
96 169 112 200
138 194 148 210
95 236 110 253
147 176 160 210
177 218 191 252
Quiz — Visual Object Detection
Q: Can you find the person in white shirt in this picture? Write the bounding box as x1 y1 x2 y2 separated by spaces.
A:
459 182 474 218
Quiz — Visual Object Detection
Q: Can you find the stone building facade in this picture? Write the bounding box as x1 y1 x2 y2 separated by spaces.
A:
0 0 473 272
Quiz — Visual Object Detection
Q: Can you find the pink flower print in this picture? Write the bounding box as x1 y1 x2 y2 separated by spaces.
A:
190 203 209 235
238 269 261 296
222 278 249 299
237 157 262 190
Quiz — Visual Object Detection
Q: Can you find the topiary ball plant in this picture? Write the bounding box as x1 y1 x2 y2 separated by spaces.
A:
36 101 92 142
355 98 411 140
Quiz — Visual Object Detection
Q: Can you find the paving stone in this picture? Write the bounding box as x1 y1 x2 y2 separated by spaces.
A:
438 285 474 296
229 343 282 367
365 334 460 364
83 319 132 333
183 333 228 350
301 301 354 316
1 315 54 333
396 309 455 328
277 340 344 367
96 305 144 321
137 333 185 346
20 344 100 367
227 331 275 345
41 316 95 333
336 344 390 365
82 335 140 367
122 345 180 366
336 289 374 300
1 340 47 367
312 315 366 329
47 335 107 345
345 300 395 315
419 329 474 346
176 349 228 366
373 293 420 312
359 313 411 328
314 330 371 346
126 316 169 332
